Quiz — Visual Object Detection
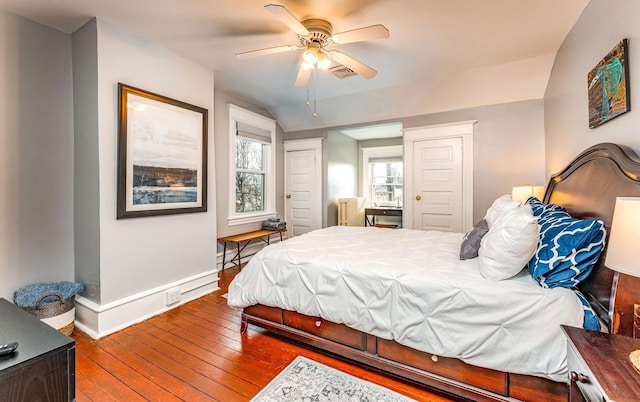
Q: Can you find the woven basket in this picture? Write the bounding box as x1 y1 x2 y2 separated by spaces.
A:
20 292 76 335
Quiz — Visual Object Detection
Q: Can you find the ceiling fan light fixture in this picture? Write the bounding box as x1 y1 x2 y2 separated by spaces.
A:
238 4 389 120
303 48 319 64
317 53 331 70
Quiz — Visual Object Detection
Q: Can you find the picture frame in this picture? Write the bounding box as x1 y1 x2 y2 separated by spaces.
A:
117 83 208 219
588 38 630 128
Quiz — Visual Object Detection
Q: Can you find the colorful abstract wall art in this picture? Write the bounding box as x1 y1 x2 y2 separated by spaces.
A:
588 39 630 128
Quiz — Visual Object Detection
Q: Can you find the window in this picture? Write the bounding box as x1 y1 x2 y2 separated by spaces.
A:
228 105 276 225
235 137 265 213
361 145 403 208
370 160 403 207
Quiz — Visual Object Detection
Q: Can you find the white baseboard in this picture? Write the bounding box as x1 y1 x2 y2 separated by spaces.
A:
75 269 219 339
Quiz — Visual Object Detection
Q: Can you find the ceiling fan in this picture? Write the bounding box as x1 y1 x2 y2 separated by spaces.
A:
236 4 390 88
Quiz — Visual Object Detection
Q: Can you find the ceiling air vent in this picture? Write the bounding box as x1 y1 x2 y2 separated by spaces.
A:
330 65 357 79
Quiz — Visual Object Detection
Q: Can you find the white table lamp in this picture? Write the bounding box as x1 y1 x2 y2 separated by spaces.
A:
511 184 545 205
605 197 640 371
394 188 403 207
606 197 640 277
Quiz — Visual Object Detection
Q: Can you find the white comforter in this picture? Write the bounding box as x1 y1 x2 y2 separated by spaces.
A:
227 226 584 382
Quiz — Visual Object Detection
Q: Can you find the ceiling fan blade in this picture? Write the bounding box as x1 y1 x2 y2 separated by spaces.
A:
265 4 309 36
327 50 377 79
332 24 389 45
236 45 302 60
295 65 311 87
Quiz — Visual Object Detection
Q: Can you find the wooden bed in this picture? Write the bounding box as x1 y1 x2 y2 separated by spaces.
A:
240 143 640 401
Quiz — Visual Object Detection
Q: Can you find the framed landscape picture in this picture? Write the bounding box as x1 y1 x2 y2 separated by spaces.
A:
117 83 208 219
588 39 630 128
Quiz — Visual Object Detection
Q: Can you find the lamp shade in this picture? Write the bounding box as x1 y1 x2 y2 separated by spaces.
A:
605 197 640 278
511 185 545 205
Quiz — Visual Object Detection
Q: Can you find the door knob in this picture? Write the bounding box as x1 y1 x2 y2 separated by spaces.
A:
286 194 292 199
416 195 421 201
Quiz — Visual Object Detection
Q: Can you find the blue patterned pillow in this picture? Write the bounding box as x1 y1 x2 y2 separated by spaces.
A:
527 199 606 289
526 196 564 216
574 290 602 331
526 196 544 215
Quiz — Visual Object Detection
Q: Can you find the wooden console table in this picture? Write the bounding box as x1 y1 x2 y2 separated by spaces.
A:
218 229 286 270
364 207 402 228
0 298 75 401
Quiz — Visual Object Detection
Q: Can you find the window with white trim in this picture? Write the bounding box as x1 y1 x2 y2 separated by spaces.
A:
235 136 266 213
361 145 403 208
369 159 403 207
228 105 276 225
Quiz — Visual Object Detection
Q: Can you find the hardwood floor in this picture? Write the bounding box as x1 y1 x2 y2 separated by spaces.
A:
72 267 455 401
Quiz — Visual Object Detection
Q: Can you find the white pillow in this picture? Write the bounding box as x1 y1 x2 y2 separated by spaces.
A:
484 194 521 228
478 204 539 281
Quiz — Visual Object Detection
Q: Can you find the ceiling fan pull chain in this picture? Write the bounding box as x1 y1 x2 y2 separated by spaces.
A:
313 68 317 118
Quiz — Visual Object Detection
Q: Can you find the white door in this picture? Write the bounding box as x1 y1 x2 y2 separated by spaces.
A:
412 137 463 232
285 148 320 237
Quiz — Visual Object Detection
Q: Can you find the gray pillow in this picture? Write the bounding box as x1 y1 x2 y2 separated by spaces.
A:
459 219 489 260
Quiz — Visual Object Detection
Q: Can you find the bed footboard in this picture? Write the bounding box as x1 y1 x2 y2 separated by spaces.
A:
242 305 566 402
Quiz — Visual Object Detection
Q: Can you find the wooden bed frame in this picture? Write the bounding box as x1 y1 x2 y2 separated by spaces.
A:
240 143 640 401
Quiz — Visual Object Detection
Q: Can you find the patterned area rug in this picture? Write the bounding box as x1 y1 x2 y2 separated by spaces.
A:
251 356 416 402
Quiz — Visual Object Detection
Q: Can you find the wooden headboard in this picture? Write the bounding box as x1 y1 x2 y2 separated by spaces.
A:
544 142 640 335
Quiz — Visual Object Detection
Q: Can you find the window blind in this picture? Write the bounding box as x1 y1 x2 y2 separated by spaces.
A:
369 156 402 163
236 122 272 144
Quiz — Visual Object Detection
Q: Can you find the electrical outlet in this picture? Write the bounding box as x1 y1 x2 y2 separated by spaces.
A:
166 288 181 306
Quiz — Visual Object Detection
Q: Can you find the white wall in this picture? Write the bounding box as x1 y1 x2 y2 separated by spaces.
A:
288 100 546 224
326 132 358 226
213 89 285 239
403 100 546 222
73 19 217 336
545 0 640 175
72 18 101 302
0 10 74 301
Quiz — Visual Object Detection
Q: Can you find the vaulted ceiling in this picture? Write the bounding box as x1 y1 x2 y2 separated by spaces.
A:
0 0 590 132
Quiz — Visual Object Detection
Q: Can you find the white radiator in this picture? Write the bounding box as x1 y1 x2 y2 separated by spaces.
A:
337 197 366 226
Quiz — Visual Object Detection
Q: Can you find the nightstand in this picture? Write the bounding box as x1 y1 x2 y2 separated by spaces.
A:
0 298 75 401
562 325 640 401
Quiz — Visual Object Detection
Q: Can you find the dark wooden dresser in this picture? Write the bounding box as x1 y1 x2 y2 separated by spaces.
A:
563 324 640 402
364 207 402 227
0 298 75 401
